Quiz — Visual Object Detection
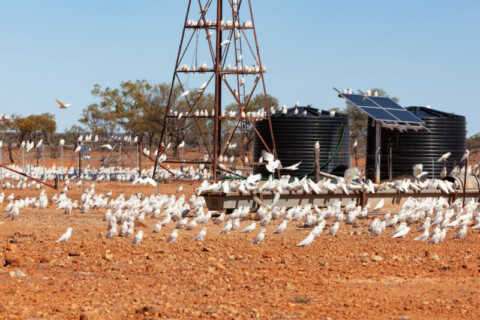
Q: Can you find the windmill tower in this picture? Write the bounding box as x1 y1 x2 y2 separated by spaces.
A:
154 0 278 180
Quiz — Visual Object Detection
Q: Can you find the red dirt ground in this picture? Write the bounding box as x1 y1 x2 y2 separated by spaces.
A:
1 180 480 319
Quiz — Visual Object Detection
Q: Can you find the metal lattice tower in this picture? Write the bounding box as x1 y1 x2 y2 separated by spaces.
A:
154 0 278 180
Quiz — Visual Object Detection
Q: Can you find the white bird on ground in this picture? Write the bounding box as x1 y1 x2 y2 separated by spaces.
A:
453 226 467 239
392 226 410 238
240 222 256 233
213 212 225 225
132 230 143 244
167 230 178 243
193 227 206 241
106 225 116 238
252 228 266 244
328 221 340 236
153 222 162 233
414 228 430 241
177 185 183 193
56 227 72 243
437 152 451 162
56 98 72 109
297 233 315 247
373 199 384 211
272 220 287 234
219 220 233 234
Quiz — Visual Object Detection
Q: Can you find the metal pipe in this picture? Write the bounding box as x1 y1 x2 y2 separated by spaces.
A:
42 145 45 180
375 121 381 184
61 145 64 181
213 0 223 181
463 158 468 207
0 164 57 189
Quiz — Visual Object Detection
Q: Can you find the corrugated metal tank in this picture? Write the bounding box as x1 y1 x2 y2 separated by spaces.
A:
253 106 350 177
366 106 466 180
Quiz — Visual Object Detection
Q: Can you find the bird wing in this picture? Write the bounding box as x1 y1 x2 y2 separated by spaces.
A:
55 98 66 108
284 161 301 171
261 150 274 163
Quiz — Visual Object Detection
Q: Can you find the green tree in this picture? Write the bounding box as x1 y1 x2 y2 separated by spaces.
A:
11 113 57 144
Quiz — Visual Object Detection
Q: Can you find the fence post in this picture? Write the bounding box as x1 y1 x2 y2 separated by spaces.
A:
314 142 320 183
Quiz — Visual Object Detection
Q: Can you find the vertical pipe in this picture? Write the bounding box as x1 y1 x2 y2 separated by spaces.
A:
432 158 435 179
29 153 32 189
314 142 320 183
463 158 468 207
82 143 85 193
389 145 392 180
61 145 64 181
213 0 223 181
375 121 381 184
181 147 185 172
42 145 45 180
138 142 143 175
136 142 139 171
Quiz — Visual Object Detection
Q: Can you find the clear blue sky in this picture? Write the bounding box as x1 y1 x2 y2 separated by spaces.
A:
1 0 479 136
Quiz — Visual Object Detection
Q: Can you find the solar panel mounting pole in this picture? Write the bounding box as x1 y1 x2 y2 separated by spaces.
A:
375 120 381 184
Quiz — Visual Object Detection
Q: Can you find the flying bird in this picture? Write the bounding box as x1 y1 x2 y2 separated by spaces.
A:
56 98 72 109
437 152 451 162
101 144 113 150
283 162 301 171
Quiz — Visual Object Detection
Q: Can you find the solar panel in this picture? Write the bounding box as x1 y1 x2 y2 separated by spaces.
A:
341 94 377 107
367 96 403 110
339 92 424 124
360 107 398 121
387 109 423 123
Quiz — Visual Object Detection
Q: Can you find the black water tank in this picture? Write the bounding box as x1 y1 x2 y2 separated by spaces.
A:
253 106 350 177
366 106 466 180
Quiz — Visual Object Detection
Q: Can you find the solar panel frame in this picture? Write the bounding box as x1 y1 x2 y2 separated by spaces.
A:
340 93 424 124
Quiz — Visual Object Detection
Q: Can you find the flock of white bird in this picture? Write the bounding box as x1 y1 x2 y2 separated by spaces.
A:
2 145 478 248
3 168 478 248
